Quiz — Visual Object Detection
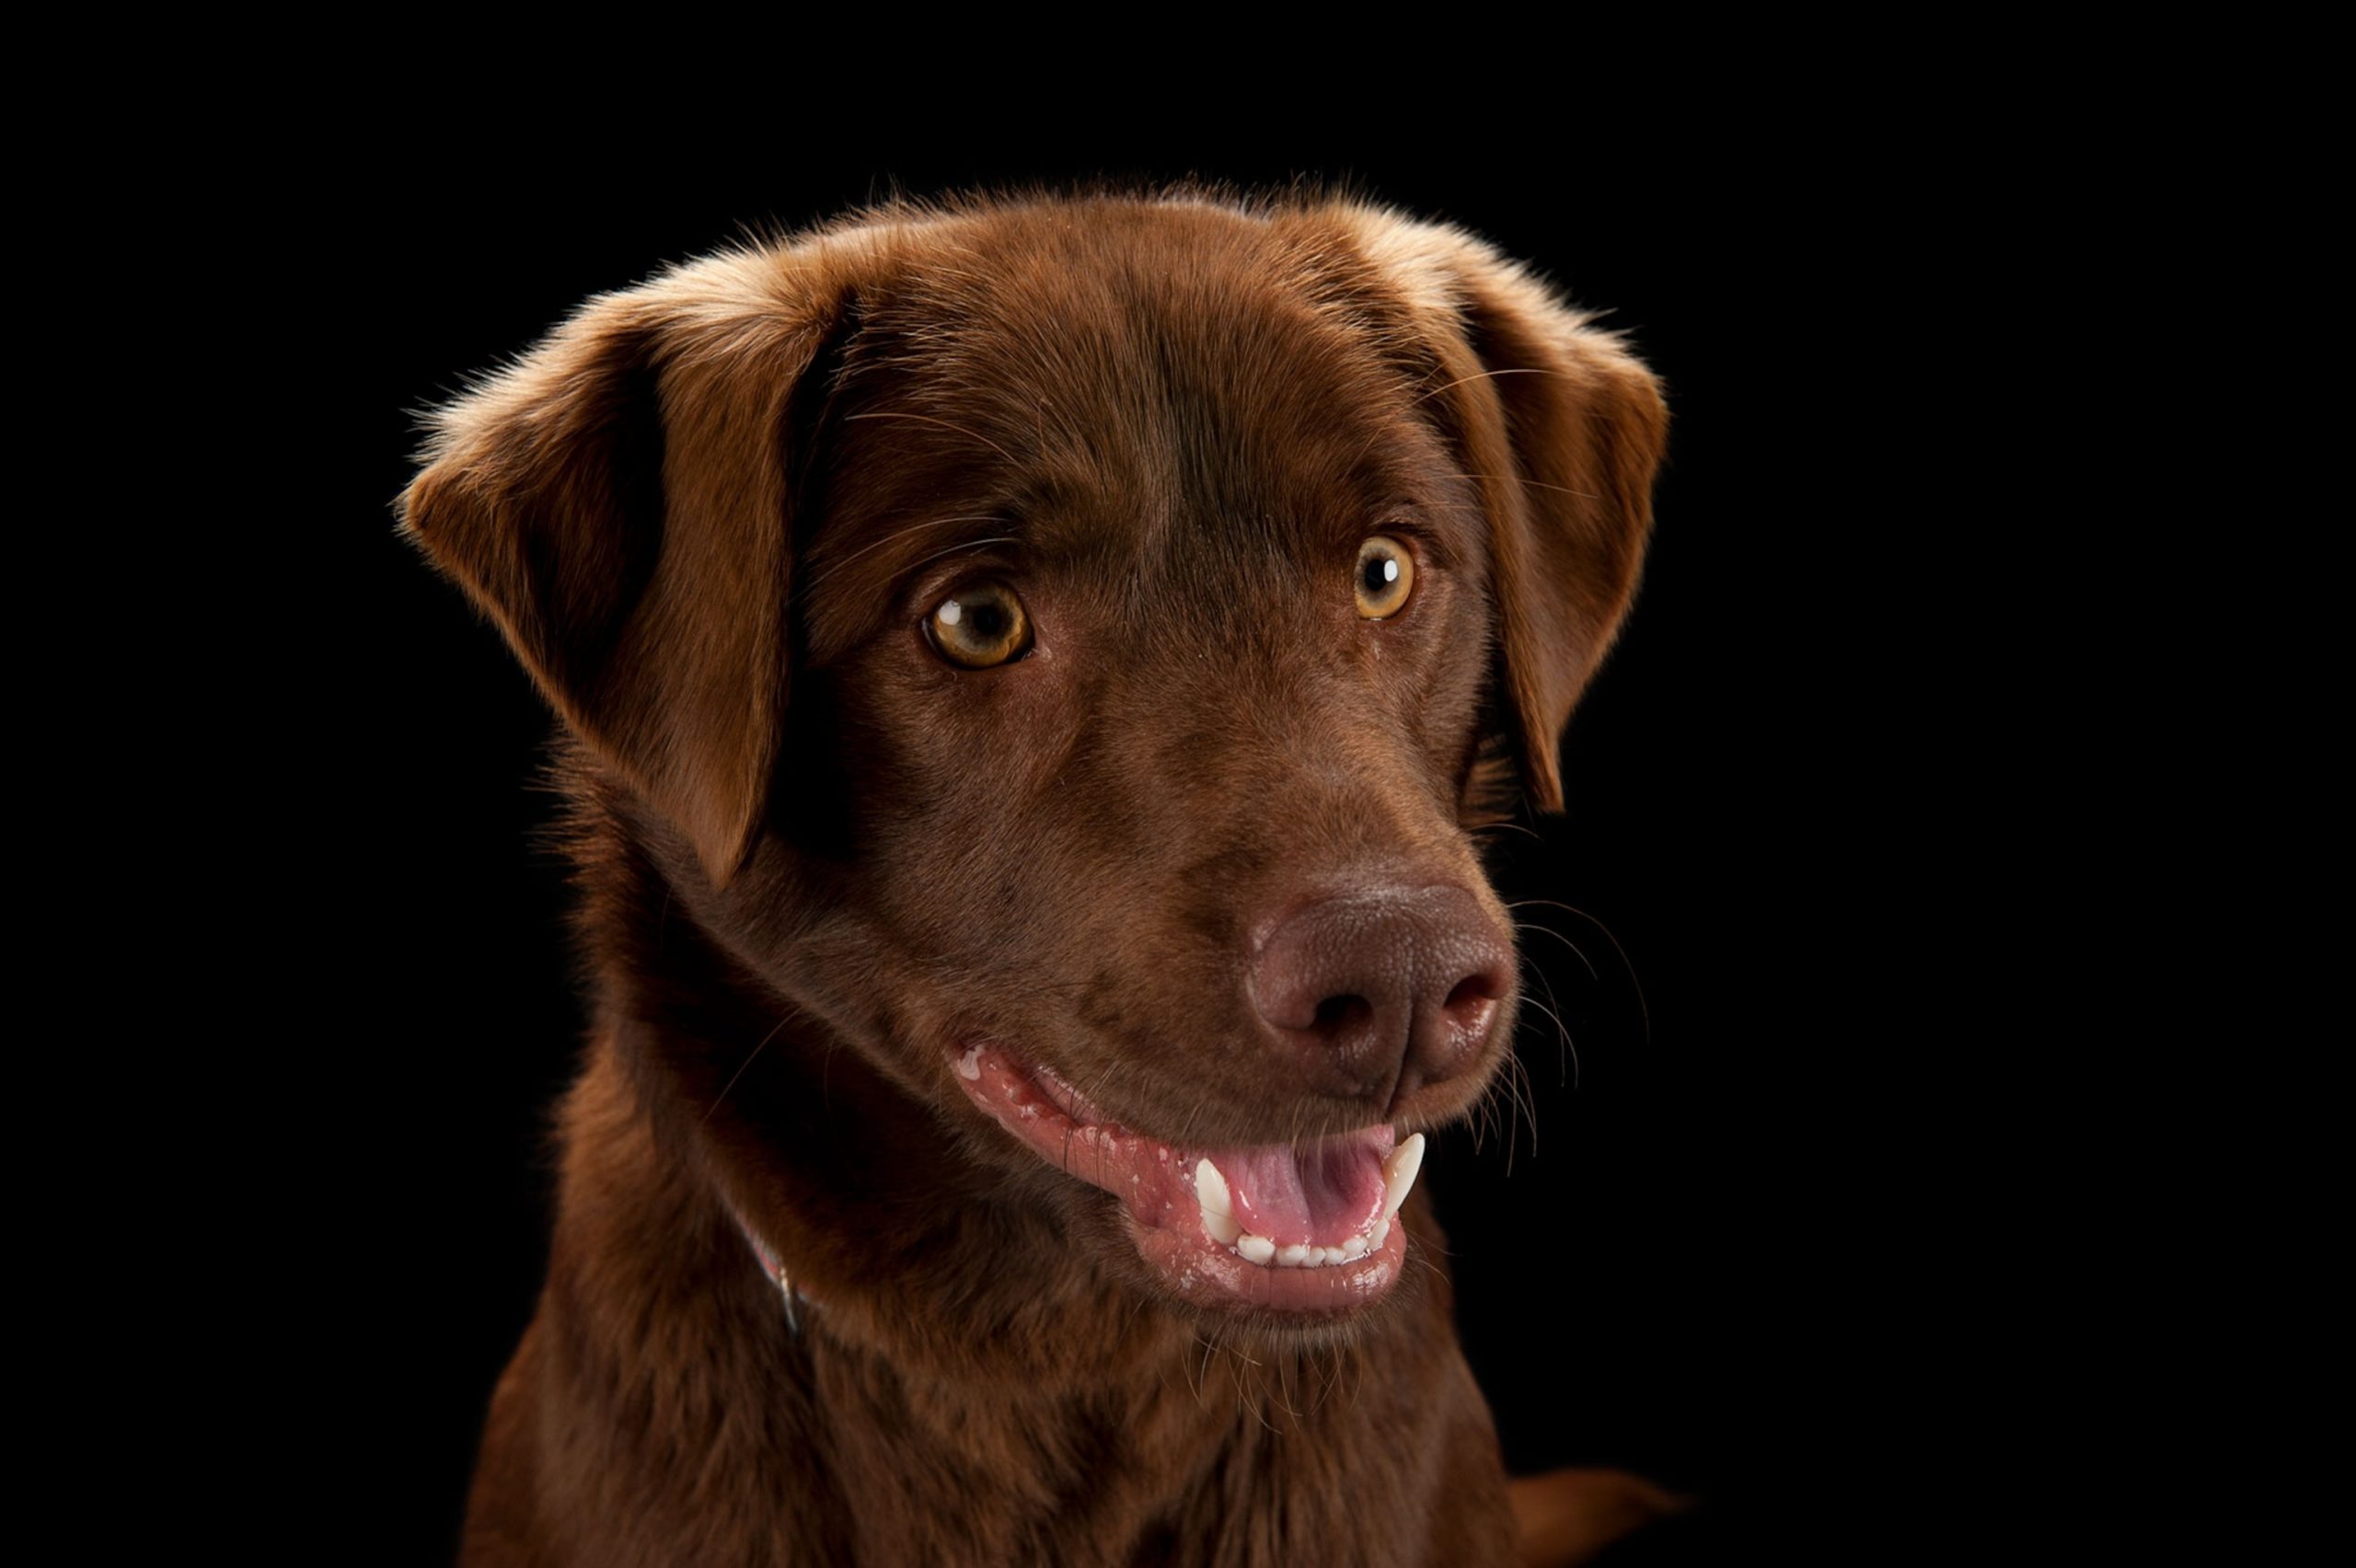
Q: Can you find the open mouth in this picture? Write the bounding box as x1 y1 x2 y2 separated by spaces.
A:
953 1042 1424 1315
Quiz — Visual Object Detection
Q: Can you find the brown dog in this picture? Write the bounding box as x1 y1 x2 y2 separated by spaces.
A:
399 184 1667 1566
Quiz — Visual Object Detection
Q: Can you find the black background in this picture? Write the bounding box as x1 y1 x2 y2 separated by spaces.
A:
243 132 1976 1561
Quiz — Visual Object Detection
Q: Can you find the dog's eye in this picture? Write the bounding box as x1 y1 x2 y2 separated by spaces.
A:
1355 536 1416 620
925 583 1034 668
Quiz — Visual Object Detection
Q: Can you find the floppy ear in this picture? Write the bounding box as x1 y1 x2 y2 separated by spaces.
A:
398 251 849 889
1338 210 1669 813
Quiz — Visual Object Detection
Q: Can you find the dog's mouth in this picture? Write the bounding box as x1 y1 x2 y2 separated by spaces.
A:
953 1042 1420 1316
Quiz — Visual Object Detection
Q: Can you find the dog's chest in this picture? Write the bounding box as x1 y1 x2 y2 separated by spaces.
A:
798 1332 1467 1566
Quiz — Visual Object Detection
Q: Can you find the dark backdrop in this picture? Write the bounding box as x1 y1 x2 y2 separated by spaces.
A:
261 140 1952 1560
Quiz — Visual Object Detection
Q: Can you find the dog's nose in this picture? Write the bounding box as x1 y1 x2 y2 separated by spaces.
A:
1249 884 1514 1108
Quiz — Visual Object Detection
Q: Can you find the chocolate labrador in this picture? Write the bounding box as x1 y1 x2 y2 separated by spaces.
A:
398 184 1669 1566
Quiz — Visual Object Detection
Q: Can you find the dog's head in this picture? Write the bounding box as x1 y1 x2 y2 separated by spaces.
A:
400 190 1664 1327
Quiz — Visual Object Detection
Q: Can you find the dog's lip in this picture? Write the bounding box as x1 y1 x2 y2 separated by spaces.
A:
951 1041 1415 1315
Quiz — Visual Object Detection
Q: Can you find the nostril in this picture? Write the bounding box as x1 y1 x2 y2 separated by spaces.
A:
1311 994 1373 1035
1445 974 1499 1012
1442 971 1506 1036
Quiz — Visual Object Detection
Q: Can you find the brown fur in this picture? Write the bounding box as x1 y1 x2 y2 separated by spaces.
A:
399 182 1667 1567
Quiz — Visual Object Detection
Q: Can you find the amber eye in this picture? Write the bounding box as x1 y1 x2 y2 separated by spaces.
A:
925 582 1033 668
1355 535 1415 619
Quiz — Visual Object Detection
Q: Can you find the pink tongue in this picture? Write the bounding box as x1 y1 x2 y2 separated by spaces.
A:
1209 1131 1392 1245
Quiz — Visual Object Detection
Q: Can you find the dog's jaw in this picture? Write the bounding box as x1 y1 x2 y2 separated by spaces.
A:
953 1042 1422 1316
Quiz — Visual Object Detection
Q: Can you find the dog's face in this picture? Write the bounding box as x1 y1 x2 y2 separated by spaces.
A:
400 192 1664 1329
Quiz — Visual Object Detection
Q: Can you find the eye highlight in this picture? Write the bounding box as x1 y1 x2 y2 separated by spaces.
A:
1355 535 1415 620
925 582 1033 668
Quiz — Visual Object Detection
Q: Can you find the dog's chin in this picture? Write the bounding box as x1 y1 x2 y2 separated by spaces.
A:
951 1041 1448 1320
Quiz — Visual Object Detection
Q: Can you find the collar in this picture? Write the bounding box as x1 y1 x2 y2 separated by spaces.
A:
727 1203 811 1336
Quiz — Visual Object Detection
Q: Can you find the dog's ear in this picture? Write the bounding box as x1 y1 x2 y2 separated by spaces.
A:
398 252 852 889
1339 211 1669 813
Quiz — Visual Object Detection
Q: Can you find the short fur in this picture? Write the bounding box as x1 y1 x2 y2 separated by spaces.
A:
399 181 1667 1568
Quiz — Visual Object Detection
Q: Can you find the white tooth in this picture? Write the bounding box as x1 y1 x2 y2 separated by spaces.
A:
1381 1133 1426 1219
1322 1245 1349 1266
1371 1218 1391 1251
1195 1159 1241 1245
1276 1243 1312 1267
1238 1233 1276 1264
956 1045 985 1081
1339 1233 1369 1262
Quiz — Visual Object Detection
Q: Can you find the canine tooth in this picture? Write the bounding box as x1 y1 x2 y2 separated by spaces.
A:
1195 1159 1242 1245
1238 1233 1276 1264
1276 1243 1312 1267
956 1045 985 1081
1371 1218 1391 1251
1380 1133 1426 1219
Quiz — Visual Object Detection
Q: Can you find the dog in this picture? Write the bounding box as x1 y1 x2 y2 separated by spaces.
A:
398 182 1669 1566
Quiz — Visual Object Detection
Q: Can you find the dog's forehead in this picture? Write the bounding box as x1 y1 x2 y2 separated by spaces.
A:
795 207 1477 660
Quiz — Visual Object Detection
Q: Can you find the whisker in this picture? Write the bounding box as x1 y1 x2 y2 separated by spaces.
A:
1466 1076 1499 1155
1519 989 1580 1095
800 513 1001 594
1504 1045 1542 1159
1507 899 1649 1043
1484 1055 1521 1173
1525 949 1576 1094
1407 364 1569 409
1236 1343 1279 1435
704 1011 795 1123
907 536 1021 575
1440 468 1601 502
1514 918 1600 982
842 408 1021 466
1476 818 1543 843
1186 1332 1212 1405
